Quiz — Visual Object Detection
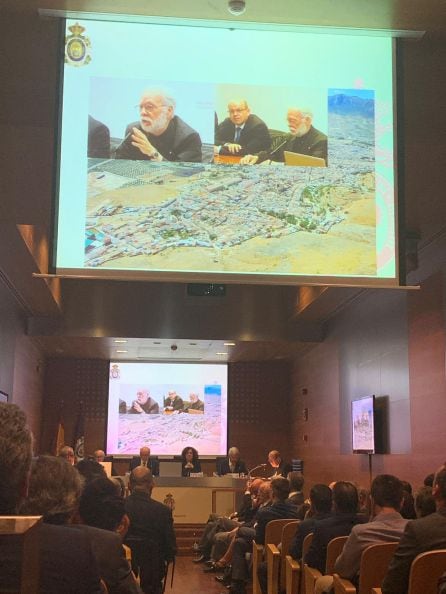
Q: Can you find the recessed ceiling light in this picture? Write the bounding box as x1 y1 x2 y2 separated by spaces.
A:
153 341 161 345
216 352 228 356
116 349 128 353
224 342 236 346
189 342 197 346
114 339 127 344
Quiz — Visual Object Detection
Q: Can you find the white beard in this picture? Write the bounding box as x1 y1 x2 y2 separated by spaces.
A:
140 110 171 135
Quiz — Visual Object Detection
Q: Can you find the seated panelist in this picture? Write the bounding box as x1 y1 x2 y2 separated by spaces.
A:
129 446 159 476
128 389 159 415
164 390 184 412
215 99 271 156
181 446 201 476
184 392 204 413
115 87 202 163
218 447 248 476
241 107 327 165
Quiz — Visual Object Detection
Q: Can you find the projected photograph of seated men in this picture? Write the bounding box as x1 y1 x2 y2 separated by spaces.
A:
56 19 396 284
107 363 227 456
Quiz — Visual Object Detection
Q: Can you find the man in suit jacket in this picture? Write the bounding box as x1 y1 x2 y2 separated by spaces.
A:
215 99 271 157
304 481 365 574
382 467 446 594
314 474 408 593
217 447 248 476
129 446 160 476
125 467 176 593
268 449 293 478
88 115 110 158
115 88 202 163
0 403 102 594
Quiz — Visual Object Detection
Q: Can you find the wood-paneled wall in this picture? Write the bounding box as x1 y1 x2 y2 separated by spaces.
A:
40 359 292 471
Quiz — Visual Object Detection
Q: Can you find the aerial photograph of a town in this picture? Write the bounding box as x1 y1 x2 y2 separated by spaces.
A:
85 92 378 278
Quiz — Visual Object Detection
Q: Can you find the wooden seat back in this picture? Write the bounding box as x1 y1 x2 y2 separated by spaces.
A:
408 549 446 594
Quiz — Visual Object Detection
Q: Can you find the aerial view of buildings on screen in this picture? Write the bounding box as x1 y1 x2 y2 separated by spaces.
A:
84 91 379 277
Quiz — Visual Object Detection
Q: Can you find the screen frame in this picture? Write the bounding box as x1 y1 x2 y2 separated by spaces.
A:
50 16 401 288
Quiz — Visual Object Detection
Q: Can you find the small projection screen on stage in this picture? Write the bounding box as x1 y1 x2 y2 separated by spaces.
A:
106 361 228 456
53 17 399 286
352 395 375 454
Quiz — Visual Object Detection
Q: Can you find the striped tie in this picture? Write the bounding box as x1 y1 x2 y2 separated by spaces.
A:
234 126 241 143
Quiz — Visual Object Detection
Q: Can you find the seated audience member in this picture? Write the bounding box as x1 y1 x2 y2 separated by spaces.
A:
382 467 446 594
193 478 264 563
58 444 75 465
79 477 129 535
287 471 305 506
399 480 417 519
20 454 137 594
94 449 106 462
115 88 202 163
289 483 333 561
185 392 204 413
88 115 110 159
124 467 176 594
357 486 370 517
0 404 102 593
268 449 293 478
215 99 271 156
304 481 364 574
414 485 436 518
423 472 435 487
129 446 159 476
241 107 327 165
76 458 107 485
225 477 299 594
218 447 248 476
78 478 142 593
164 390 184 412
129 389 159 415
181 446 201 476
314 474 408 593
208 480 271 569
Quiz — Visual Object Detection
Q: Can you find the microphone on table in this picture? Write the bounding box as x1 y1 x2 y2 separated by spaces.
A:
248 463 267 478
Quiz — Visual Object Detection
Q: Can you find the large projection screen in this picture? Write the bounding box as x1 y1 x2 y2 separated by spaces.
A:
55 18 398 286
106 362 228 456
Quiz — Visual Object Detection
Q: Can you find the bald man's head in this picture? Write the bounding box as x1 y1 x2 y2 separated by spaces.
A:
130 466 154 493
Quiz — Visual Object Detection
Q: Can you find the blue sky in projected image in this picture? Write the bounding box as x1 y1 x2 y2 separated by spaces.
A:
328 88 375 99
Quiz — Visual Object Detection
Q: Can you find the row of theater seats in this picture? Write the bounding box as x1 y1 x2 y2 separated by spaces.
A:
251 518 446 594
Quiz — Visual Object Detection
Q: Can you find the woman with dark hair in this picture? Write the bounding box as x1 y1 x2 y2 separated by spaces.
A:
180 446 201 476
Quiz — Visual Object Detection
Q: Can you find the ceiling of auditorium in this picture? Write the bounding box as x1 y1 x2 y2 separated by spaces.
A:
4 0 446 34
33 336 314 362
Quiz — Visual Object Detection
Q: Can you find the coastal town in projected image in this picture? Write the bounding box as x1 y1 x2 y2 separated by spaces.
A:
84 94 380 278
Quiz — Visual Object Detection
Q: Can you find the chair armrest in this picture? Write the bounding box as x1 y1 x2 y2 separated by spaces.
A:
285 555 301 594
252 543 265 594
304 565 322 594
266 544 281 594
333 573 357 594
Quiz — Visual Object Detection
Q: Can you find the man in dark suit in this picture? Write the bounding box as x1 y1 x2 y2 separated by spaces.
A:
217 447 248 476
0 402 103 594
88 115 110 158
115 88 202 163
268 449 293 478
241 107 327 166
164 390 184 412
128 389 159 415
304 481 365 574
215 99 271 157
129 446 160 476
125 467 176 594
227 477 299 594
382 467 446 594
